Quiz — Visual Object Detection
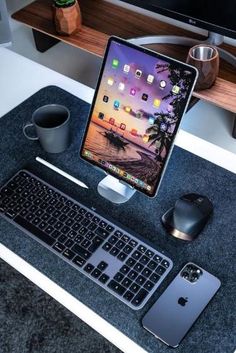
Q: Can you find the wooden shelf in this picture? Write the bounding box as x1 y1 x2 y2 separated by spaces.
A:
12 0 236 113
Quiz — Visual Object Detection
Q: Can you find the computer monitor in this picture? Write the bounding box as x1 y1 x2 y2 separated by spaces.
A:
119 0 236 67
80 36 197 203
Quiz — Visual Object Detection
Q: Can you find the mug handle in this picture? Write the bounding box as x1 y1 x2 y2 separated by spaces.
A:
23 122 39 140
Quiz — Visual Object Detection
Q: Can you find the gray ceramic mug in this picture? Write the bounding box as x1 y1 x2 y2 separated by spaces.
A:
23 104 71 153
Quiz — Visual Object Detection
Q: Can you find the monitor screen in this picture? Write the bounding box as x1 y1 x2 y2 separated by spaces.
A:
119 0 236 40
80 37 197 197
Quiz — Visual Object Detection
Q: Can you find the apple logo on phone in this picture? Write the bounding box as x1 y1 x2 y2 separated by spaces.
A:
178 297 188 306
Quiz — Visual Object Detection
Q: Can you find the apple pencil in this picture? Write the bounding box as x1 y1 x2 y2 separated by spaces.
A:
36 157 89 189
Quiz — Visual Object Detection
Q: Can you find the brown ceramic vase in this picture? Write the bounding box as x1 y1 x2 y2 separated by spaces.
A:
54 1 82 35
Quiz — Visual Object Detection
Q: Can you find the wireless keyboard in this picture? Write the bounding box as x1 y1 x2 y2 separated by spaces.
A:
0 170 173 310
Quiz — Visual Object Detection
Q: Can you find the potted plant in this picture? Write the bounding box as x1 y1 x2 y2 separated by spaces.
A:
53 0 82 35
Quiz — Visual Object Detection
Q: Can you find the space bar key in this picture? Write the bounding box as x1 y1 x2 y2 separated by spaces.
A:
14 215 55 246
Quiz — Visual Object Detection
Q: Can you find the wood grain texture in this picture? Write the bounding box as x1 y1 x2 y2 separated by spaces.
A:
12 0 236 112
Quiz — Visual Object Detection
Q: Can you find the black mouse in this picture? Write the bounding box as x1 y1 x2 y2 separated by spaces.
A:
161 193 213 241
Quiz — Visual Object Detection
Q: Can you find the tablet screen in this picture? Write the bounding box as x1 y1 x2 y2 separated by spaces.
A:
80 37 197 197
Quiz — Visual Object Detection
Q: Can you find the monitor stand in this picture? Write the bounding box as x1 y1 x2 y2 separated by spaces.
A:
97 175 136 204
128 32 236 67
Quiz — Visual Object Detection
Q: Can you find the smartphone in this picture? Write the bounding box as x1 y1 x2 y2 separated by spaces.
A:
142 262 221 348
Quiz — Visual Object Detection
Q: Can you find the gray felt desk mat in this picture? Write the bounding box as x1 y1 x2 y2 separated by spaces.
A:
0 86 235 353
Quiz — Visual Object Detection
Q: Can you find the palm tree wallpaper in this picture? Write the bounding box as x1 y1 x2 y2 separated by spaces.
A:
146 62 194 162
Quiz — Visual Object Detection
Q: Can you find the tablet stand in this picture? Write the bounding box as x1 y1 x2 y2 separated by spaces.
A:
97 175 136 204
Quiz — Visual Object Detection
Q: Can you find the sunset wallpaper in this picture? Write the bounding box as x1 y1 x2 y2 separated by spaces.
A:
81 39 196 196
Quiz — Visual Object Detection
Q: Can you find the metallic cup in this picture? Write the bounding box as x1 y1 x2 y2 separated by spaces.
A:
186 44 219 90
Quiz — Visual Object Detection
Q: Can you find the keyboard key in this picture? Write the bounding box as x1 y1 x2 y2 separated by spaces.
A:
58 234 68 243
65 239 74 248
99 220 107 228
137 245 147 253
123 291 134 302
72 256 86 267
147 260 158 270
92 216 100 224
108 280 126 295
120 265 130 275
65 218 74 227
127 270 138 280
53 242 65 253
72 223 81 231
95 227 109 239
132 251 142 260
81 239 91 249
51 230 60 239
153 254 162 263
144 280 155 291
116 240 125 250
149 273 160 283
130 283 140 293
140 255 149 265
85 212 94 220
114 272 124 282
54 221 63 230
129 239 138 248
125 257 136 267
91 268 102 278
108 235 118 245
68 230 77 239
48 217 57 226
161 259 170 268
81 218 90 227
114 230 123 238
84 263 94 273
71 244 92 260
32 217 40 225
146 249 154 258
78 226 88 236
14 215 55 246
121 277 132 288
102 242 112 252
106 224 114 232
136 275 146 285
45 225 54 234
133 262 144 273
67 210 77 218
155 265 166 275
62 249 75 260
121 234 130 243
86 231 95 240
110 247 119 256
88 236 103 253
99 273 110 284
65 200 73 207
142 267 152 278
117 252 127 261
72 204 80 211
41 213 50 221
74 235 83 243
74 214 83 222
87 222 97 231
97 261 108 271
131 289 149 307
123 244 133 254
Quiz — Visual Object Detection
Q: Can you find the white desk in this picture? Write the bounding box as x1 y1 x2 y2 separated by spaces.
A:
0 47 236 353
